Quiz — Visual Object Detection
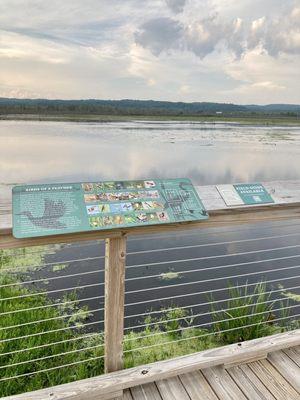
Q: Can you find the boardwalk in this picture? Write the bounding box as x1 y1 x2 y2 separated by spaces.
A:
1 180 300 400
123 346 300 400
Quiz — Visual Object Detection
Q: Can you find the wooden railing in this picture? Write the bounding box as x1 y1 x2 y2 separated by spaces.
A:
1 180 300 399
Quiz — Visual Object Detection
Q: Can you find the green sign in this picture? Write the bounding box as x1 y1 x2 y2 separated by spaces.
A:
12 178 208 238
233 183 274 205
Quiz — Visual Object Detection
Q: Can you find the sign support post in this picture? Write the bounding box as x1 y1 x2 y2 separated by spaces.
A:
104 235 127 374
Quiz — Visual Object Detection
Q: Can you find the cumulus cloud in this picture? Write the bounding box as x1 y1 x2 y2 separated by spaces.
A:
263 8 300 56
185 16 225 58
0 0 299 103
135 17 183 56
135 4 300 59
135 14 242 59
165 0 186 14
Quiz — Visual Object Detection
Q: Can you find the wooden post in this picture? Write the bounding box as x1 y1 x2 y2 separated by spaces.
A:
104 235 127 373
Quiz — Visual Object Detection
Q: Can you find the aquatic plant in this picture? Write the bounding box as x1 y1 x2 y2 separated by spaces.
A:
209 281 280 343
0 250 296 397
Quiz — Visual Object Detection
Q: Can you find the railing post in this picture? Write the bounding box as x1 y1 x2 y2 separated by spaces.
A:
104 235 127 373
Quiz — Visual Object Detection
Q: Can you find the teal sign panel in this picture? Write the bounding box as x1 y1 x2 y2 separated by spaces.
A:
233 183 274 205
12 178 208 238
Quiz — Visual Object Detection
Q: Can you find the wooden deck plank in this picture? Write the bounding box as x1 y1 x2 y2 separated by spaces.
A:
4 330 300 400
227 364 276 400
283 347 300 367
201 366 247 400
248 359 299 400
156 376 191 400
267 351 300 392
288 345 300 357
75 390 124 400
123 390 134 400
294 345 300 353
179 370 219 400
130 383 162 400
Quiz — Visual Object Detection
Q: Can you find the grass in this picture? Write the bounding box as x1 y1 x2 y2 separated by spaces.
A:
0 248 298 397
0 249 105 397
210 281 299 344
210 282 280 343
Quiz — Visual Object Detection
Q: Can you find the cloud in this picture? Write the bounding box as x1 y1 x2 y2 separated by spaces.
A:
185 16 225 58
222 48 300 103
135 4 300 59
251 81 285 90
165 0 186 14
135 14 242 59
135 17 183 56
0 30 71 64
135 13 248 59
0 0 299 103
263 8 300 56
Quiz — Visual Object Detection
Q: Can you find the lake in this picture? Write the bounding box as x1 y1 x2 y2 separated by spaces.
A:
1 119 300 331
1 119 300 185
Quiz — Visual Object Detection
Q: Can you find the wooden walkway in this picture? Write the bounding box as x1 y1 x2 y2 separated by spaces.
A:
5 330 300 399
123 346 300 400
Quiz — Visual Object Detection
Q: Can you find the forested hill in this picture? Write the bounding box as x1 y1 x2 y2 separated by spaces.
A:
0 98 299 116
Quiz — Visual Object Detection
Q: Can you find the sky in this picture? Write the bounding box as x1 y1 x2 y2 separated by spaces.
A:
0 0 299 104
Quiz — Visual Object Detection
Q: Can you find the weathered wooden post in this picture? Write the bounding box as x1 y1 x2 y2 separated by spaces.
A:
1 180 300 400
104 235 127 373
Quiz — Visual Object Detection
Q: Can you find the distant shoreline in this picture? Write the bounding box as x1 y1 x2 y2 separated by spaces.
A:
1 113 300 126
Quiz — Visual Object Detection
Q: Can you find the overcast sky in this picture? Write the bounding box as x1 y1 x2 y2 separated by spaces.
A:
0 0 299 104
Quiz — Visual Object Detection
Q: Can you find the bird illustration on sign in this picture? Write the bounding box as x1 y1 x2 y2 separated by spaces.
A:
18 198 67 229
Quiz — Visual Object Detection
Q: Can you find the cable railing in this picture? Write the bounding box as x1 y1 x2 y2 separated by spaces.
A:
0 217 299 398
124 283 300 320
4 218 300 257
124 275 300 307
122 314 300 356
124 306 300 342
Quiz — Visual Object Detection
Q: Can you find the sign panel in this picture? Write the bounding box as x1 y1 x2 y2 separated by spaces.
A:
12 178 208 239
216 185 244 206
217 183 274 206
233 183 274 205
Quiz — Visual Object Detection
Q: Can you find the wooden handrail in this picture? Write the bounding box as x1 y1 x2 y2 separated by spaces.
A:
1 180 300 397
1 180 300 249
3 329 300 400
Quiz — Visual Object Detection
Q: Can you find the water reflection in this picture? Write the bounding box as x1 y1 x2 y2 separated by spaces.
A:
1 120 300 185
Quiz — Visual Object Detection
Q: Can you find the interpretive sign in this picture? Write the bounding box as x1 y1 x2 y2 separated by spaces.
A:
216 185 244 206
12 178 208 238
217 183 274 206
234 183 274 205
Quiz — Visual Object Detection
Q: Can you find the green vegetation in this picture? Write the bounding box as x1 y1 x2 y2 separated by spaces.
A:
0 248 298 397
261 131 295 141
210 282 280 343
1 113 300 126
0 98 300 125
159 270 181 281
0 248 105 397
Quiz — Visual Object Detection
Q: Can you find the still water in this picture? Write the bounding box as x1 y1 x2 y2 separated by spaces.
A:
1 119 300 184
1 120 300 330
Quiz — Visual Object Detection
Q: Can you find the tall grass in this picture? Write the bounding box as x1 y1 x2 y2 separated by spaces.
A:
0 262 104 397
0 248 298 397
210 281 283 343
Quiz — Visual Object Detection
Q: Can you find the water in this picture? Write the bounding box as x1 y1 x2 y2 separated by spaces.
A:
1 120 300 184
1 119 300 330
